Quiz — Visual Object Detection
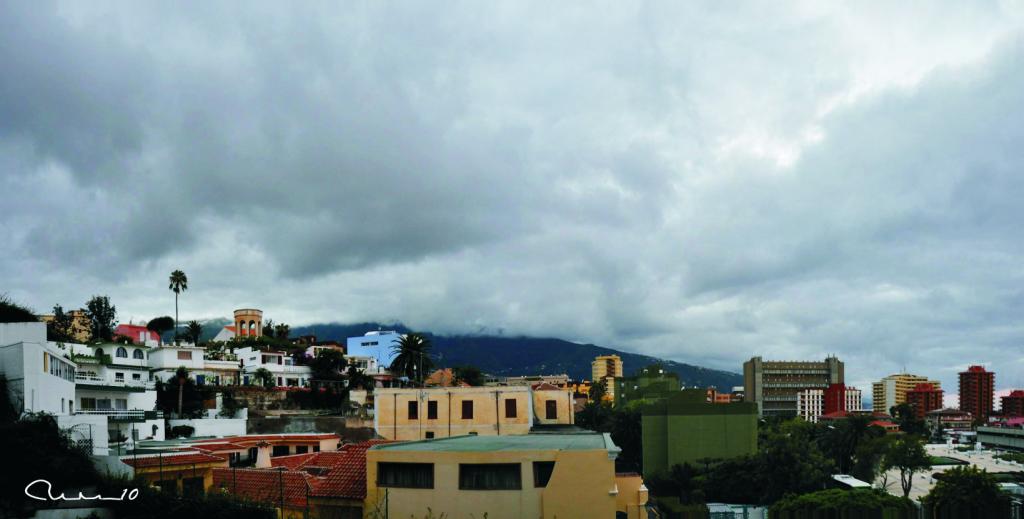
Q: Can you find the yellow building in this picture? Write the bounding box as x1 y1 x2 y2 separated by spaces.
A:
39 309 91 342
872 373 942 414
364 432 648 519
122 451 229 495
374 386 574 441
592 355 623 402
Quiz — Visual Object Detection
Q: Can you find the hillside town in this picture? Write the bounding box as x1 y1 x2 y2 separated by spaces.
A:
2 283 1024 518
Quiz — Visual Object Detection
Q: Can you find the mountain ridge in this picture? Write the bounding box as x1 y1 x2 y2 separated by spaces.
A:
292 322 743 390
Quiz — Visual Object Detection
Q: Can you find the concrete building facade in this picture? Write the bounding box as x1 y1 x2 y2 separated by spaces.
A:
960 365 995 422
743 356 843 417
642 390 758 476
1002 390 1024 417
374 386 575 441
871 373 942 414
592 354 623 402
796 384 863 423
905 383 944 420
364 432 645 519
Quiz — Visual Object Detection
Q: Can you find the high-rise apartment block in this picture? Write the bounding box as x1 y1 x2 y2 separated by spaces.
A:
905 383 944 420
1002 390 1024 417
796 384 863 423
592 354 623 402
872 373 942 414
743 356 843 417
959 365 995 421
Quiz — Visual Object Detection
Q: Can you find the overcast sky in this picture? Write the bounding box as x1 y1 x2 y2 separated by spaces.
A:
3 2 1024 397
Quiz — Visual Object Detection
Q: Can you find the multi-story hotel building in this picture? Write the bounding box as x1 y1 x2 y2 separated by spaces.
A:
960 365 995 421
872 373 942 414
743 356 843 417
905 383 944 420
796 384 863 423
592 354 623 402
1002 390 1024 417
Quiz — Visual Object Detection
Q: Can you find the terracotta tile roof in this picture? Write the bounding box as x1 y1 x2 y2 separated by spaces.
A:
213 468 314 509
194 442 247 452
531 382 564 391
271 453 317 470
191 433 339 446
122 452 227 468
310 441 391 499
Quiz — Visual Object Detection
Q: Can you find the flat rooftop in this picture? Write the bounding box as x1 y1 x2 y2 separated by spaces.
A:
371 432 619 453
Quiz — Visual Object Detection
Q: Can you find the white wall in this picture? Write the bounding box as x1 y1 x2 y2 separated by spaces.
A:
147 347 204 371
168 417 247 437
0 321 47 346
1 340 77 415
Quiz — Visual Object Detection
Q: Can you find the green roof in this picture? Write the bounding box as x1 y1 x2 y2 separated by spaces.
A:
371 432 619 453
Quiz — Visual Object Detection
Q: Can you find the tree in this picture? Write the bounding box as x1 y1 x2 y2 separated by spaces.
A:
262 319 275 337
390 333 434 385
168 270 188 344
923 465 1011 518
589 380 607 402
345 364 375 390
254 367 275 389
309 349 347 381
610 407 643 472
890 402 927 436
0 294 36 323
882 435 931 498
851 433 895 485
771 488 914 518
818 414 875 474
146 316 175 346
453 365 485 386
186 320 203 345
155 367 208 418
274 323 290 340
46 304 75 342
84 295 117 342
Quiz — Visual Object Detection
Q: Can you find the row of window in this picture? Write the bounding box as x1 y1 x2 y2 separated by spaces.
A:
96 347 146 360
378 462 556 490
80 397 128 410
44 353 76 382
406 399 559 420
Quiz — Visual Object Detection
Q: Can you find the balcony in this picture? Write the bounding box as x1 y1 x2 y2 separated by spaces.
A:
75 373 155 390
75 409 164 422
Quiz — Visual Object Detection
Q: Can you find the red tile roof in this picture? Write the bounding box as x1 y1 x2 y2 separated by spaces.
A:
311 441 391 499
213 468 314 509
122 452 226 468
271 453 317 470
191 433 339 446
194 442 247 452
113 324 159 343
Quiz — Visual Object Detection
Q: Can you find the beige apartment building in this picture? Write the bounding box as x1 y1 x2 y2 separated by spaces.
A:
872 373 942 414
374 385 575 441
592 354 623 401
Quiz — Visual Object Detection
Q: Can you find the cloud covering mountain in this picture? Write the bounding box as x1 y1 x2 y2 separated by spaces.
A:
4 2 1024 394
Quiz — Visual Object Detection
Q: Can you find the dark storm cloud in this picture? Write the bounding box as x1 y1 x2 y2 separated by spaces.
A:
3 1 1024 393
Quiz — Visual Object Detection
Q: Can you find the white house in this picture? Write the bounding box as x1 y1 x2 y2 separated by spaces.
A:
212 325 237 342
0 322 111 454
235 347 311 387
346 330 402 374
148 345 206 383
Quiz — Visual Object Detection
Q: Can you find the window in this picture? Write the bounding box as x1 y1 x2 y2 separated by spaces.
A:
97 399 112 410
378 463 434 489
272 446 290 457
95 348 104 357
133 349 144 359
533 461 555 487
545 400 557 420
462 400 474 419
177 351 192 360
116 347 128 358
295 446 309 454
132 373 142 381
459 464 522 490
425 431 435 439
424 400 437 419
115 399 127 410
115 372 125 383
505 398 517 418
313 446 320 452
80 398 96 410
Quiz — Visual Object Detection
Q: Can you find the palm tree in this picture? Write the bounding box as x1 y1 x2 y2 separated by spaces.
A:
175 366 188 417
186 320 203 345
389 333 434 386
168 270 188 345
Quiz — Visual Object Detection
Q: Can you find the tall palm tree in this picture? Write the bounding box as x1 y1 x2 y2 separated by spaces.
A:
168 270 188 345
389 333 434 386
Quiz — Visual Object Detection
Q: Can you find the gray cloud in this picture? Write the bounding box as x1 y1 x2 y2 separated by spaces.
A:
3 1 1024 393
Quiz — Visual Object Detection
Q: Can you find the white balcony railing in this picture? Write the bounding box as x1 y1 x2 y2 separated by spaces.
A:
75 409 163 421
75 374 154 389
